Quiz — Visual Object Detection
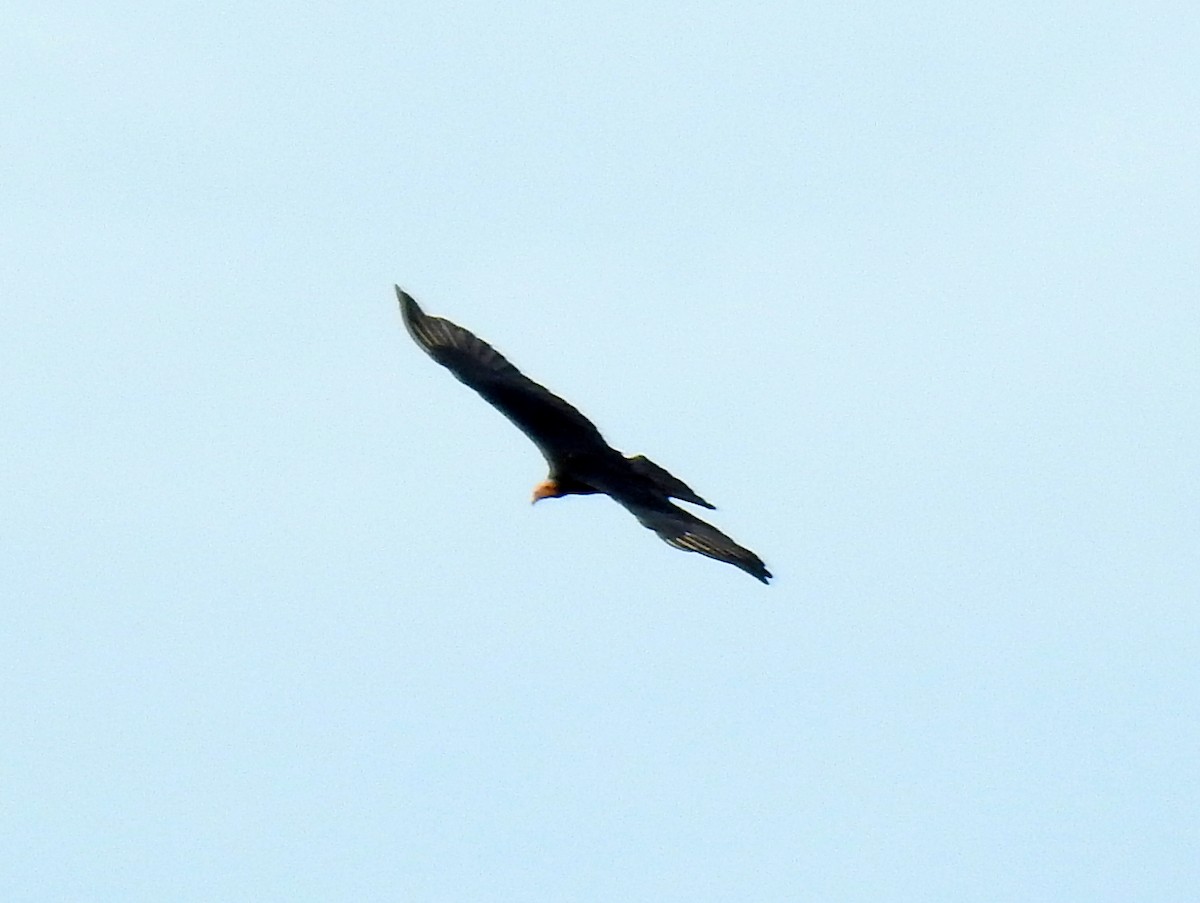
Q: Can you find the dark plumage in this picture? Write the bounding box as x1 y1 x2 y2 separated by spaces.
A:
396 286 772 584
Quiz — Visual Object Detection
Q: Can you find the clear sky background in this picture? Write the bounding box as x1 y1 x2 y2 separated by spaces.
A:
3 2 1197 900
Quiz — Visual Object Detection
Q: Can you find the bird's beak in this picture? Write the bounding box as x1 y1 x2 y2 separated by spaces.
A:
531 480 557 504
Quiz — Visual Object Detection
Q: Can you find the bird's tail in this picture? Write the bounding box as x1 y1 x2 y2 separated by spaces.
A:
626 455 715 509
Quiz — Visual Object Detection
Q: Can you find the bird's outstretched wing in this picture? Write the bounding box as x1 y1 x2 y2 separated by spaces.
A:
397 286 612 463
621 498 772 584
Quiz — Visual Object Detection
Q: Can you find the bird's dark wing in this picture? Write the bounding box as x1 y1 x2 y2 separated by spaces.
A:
619 497 772 584
397 287 612 463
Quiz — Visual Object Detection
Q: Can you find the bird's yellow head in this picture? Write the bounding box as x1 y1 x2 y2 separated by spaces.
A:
531 479 562 504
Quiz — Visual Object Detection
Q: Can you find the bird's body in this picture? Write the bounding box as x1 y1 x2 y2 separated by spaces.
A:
396 286 771 584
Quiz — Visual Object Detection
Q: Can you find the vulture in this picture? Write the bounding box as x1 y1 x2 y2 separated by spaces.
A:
396 286 772 584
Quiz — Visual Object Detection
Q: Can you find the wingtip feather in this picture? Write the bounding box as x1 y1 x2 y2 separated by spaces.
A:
397 286 438 353
395 285 421 318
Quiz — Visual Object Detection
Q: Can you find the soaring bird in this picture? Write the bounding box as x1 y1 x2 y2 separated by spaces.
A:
396 286 772 584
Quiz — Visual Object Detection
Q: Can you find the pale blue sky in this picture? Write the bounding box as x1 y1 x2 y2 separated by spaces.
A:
3 2 1198 900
